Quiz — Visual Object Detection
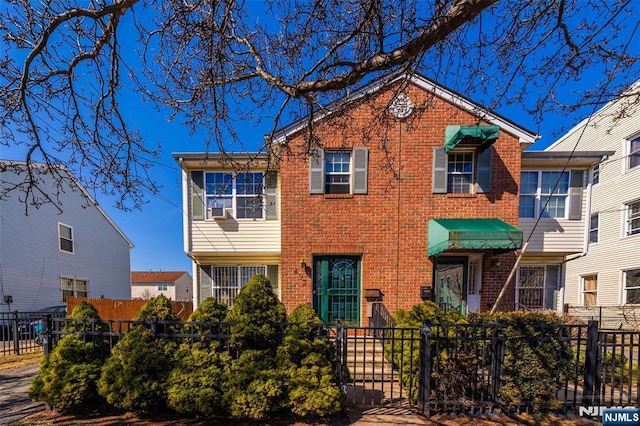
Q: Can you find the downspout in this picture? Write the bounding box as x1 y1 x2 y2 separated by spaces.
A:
565 167 593 262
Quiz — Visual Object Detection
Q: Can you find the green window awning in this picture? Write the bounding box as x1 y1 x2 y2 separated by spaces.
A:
428 218 523 257
444 125 500 153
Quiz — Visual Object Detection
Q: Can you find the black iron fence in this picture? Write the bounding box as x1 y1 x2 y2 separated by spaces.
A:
0 311 66 355
4 314 638 416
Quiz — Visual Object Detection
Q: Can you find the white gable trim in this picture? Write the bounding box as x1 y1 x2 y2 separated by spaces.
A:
272 72 539 145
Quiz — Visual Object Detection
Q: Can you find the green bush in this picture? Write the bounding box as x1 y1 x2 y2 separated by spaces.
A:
224 349 286 420
134 294 180 321
29 301 106 411
474 311 573 411
188 297 228 322
29 335 103 411
97 326 174 413
224 274 286 353
384 301 465 402
279 304 344 417
166 341 231 416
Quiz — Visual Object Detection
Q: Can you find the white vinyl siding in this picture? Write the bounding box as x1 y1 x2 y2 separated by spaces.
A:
547 95 640 307
191 220 280 253
0 168 131 312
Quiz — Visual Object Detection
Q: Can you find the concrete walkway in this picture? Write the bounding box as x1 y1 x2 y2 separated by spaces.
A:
0 364 46 425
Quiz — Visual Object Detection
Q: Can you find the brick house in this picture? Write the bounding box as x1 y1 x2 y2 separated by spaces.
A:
175 73 538 324
274 73 537 324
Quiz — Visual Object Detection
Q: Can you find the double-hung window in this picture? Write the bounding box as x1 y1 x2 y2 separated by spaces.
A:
589 214 599 244
157 283 168 291
624 269 640 304
447 152 474 193
432 146 493 194
191 171 275 220
519 171 583 219
58 223 74 253
60 276 88 302
309 147 368 195
582 274 598 306
324 152 352 194
625 200 640 236
629 136 640 171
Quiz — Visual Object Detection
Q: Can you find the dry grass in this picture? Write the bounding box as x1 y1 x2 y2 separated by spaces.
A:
0 351 43 371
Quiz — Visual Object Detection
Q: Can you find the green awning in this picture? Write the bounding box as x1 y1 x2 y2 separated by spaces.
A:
428 218 522 257
444 125 500 153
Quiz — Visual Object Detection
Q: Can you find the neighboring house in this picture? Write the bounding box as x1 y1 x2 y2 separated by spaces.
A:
542 80 640 324
0 161 133 312
176 72 538 325
131 271 192 302
173 153 280 308
517 151 612 312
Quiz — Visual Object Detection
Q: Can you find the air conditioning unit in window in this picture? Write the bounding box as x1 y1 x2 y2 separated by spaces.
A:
208 207 231 220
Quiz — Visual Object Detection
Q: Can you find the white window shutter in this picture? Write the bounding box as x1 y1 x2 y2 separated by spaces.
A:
432 147 448 193
569 170 584 220
264 171 278 220
476 147 493 193
353 147 368 194
191 171 205 220
309 147 325 194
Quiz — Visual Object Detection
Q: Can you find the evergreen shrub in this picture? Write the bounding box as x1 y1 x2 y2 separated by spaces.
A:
29 301 105 411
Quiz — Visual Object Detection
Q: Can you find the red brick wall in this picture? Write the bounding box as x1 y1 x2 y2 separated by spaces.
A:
279 81 522 319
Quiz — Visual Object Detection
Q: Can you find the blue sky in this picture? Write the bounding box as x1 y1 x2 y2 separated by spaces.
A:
105 79 567 275
3 4 639 276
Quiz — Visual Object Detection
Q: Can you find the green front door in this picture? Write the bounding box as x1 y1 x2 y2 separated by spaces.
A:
313 256 361 326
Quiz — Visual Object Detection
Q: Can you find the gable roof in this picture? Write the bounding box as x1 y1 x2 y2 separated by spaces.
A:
0 160 133 248
131 271 189 284
272 72 539 146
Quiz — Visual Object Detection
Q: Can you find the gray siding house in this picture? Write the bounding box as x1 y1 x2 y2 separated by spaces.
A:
0 162 133 312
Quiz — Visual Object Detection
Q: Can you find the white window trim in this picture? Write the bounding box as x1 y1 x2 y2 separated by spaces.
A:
581 274 598 306
447 150 475 194
622 268 640 305
516 266 546 310
519 170 570 219
623 199 640 238
57 222 74 254
324 151 352 194
204 172 265 221
589 213 599 245
60 275 89 302
626 134 640 173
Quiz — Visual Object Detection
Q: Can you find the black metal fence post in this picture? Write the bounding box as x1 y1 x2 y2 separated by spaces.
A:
43 314 53 355
335 320 347 392
151 315 157 336
583 320 600 406
418 321 432 416
11 311 19 355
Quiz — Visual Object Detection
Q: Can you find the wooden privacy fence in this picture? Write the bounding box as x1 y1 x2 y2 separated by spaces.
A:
67 297 193 321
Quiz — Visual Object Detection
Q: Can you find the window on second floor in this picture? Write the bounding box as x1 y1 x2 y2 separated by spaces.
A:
190 171 277 221
157 283 168 291
58 223 74 253
589 214 599 244
625 200 640 236
519 170 584 219
432 146 493 194
309 147 368 195
629 136 640 171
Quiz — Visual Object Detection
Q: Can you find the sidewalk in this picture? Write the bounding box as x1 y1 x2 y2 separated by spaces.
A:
0 364 46 425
